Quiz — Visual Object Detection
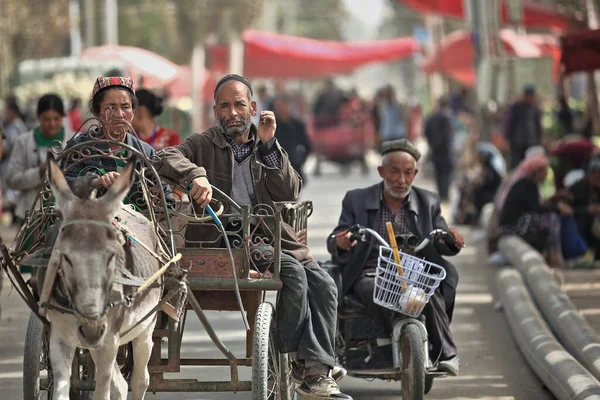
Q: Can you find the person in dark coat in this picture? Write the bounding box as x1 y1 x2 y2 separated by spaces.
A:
327 139 465 376
569 155 600 260
273 94 312 183
504 85 543 169
424 96 455 202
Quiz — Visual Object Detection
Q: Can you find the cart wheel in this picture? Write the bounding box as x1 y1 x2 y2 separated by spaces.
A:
424 375 434 394
400 324 425 400
23 313 53 400
252 302 295 400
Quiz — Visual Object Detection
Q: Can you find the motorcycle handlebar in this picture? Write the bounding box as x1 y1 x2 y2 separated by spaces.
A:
336 225 460 253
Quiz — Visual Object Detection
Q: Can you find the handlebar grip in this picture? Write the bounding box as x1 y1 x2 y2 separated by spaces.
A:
441 230 456 247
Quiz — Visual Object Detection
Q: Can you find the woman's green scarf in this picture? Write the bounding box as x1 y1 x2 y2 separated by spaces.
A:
34 127 65 148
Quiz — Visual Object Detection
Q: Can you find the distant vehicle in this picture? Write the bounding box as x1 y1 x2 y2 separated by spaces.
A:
10 56 125 87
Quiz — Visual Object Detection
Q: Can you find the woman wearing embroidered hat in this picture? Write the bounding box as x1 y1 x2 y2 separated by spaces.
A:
60 76 162 203
6 94 74 225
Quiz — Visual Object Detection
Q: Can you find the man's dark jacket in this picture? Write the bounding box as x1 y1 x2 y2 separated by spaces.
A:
327 182 459 318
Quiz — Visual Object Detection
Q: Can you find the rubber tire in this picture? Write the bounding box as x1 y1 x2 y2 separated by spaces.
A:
424 375 434 395
401 324 426 400
24 313 52 400
252 302 294 399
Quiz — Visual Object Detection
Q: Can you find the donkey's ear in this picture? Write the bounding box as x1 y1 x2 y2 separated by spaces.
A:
102 155 138 213
47 152 75 211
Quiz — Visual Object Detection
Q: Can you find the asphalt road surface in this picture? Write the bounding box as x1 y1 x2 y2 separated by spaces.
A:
0 159 555 400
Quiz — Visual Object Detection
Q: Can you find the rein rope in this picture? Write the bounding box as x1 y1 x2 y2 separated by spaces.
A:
39 217 185 334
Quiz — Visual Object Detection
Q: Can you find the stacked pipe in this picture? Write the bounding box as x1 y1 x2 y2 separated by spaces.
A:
496 268 600 400
499 236 600 380
496 235 600 399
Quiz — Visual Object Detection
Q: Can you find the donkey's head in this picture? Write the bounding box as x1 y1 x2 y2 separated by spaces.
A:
47 153 136 347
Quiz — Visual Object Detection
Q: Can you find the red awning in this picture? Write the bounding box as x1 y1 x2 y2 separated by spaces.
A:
560 29 600 75
421 29 560 87
396 0 571 32
207 29 420 79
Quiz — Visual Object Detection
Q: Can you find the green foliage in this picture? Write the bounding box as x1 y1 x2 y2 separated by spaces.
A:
293 0 348 40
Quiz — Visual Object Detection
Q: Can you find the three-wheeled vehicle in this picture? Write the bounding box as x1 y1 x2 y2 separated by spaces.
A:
0 118 312 399
325 225 459 399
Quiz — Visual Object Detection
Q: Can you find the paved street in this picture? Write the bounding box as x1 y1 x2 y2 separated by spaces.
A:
0 158 556 399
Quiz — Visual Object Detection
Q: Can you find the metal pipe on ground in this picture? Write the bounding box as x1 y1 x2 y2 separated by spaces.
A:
496 268 600 400
499 236 600 380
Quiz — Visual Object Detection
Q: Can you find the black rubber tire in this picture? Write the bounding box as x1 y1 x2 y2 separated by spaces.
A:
424 375 434 395
252 302 295 399
23 312 52 400
401 324 426 400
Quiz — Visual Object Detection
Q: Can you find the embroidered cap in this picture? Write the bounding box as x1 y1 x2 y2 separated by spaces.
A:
380 139 421 162
92 76 135 99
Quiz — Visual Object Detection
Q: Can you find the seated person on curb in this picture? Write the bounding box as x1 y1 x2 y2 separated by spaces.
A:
152 74 352 400
496 154 572 268
569 155 600 262
327 139 465 376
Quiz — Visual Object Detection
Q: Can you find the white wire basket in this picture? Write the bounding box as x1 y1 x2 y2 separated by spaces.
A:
374 246 447 318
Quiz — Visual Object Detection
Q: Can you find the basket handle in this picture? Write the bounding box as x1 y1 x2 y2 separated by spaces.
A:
386 222 408 290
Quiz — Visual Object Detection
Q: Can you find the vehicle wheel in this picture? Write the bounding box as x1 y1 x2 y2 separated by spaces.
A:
424 375 434 394
400 324 426 400
23 313 53 400
314 158 322 177
279 353 297 400
252 302 295 400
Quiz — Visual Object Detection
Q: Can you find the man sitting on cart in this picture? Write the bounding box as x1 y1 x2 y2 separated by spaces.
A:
153 74 352 400
327 139 464 376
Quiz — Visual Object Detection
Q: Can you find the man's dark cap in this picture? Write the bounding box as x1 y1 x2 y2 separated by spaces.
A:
214 74 253 99
380 139 421 161
523 83 536 95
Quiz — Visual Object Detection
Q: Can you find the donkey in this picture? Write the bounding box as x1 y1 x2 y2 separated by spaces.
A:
45 154 162 400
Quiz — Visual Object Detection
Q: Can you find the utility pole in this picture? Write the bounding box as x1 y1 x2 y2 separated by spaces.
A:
84 0 97 49
464 0 489 141
586 0 600 135
0 0 7 97
104 0 118 45
69 0 83 56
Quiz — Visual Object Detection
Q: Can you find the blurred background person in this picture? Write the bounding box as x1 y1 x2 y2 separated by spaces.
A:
273 94 312 183
504 84 543 169
1 96 28 225
376 85 406 142
424 96 455 202
68 98 84 133
133 89 181 150
6 94 73 226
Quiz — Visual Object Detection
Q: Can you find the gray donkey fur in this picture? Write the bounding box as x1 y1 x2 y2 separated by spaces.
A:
45 154 161 400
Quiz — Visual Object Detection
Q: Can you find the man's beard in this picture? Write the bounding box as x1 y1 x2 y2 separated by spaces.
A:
218 115 252 138
384 180 411 199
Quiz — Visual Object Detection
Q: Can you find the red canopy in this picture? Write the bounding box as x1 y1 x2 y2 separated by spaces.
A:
421 29 560 86
560 29 600 75
208 29 420 79
396 0 571 32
